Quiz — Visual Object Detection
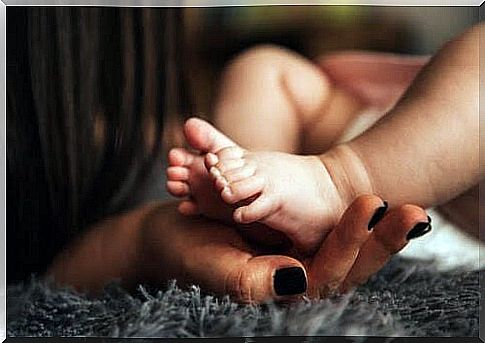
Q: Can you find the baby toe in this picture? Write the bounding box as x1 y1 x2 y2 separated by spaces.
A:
224 163 257 184
215 158 245 174
168 148 194 167
204 153 219 171
166 166 190 181
166 180 191 197
212 174 229 192
221 176 264 204
216 146 245 160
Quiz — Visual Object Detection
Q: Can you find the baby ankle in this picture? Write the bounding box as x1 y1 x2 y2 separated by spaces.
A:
318 144 374 209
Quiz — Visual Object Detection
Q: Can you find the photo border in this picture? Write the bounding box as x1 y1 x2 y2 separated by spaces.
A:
1 1 482 342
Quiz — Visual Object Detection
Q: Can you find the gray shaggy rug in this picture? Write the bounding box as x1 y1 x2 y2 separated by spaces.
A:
6 257 479 338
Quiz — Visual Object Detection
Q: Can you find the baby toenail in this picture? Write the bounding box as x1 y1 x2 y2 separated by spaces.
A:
210 166 221 178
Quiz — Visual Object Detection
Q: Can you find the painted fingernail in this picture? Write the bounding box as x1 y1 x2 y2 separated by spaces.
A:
274 267 307 296
406 219 432 240
368 201 388 230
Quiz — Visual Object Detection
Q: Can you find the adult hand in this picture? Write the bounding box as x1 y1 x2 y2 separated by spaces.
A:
140 195 431 303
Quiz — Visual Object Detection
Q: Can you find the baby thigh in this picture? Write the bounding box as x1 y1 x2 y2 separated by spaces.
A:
303 51 428 154
213 45 334 153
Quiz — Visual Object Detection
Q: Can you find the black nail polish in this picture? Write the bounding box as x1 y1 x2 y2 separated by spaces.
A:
368 201 388 230
273 267 307 296
427 215 432 223
406 220 432 240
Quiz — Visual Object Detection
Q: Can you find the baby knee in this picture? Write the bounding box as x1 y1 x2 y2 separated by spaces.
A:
224 44 295 78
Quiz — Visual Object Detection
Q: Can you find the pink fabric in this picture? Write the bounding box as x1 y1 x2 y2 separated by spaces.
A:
318 51 430 110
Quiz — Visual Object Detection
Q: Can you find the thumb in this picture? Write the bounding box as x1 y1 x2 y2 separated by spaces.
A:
225 255 308 304
144 205 307 304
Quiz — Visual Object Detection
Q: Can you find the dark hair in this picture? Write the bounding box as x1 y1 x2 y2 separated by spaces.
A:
7 7 189 283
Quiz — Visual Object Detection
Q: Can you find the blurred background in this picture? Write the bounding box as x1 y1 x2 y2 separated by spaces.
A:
180 6 478 115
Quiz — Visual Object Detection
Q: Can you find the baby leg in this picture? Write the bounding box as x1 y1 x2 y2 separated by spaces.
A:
322 24 481 221
171 46 430 252
167 45 361 221
212 45 361 153
212 45 428 155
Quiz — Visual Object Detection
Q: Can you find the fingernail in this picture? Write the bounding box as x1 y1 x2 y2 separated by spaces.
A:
406 220 432 240
273 267 307 296
368 201 388 230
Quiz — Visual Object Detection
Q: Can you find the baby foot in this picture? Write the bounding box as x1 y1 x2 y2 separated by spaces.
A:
167 117 258 224
166 147 234 223
183 118 347 253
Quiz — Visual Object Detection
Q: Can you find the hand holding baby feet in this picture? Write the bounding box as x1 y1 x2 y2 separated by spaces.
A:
182 118 347 253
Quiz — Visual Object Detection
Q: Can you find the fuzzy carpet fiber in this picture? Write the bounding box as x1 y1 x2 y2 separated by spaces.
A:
7 256 480 338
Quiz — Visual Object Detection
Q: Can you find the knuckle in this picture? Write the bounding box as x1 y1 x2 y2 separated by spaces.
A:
399 204 425 217
353 194 381 208
229 267 253 303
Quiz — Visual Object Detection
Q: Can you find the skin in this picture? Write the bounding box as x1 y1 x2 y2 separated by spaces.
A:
45 86 431 305
167 24 480 253
48 197 429 303
46 56 433 302
47 23 472 303
168 119 344 253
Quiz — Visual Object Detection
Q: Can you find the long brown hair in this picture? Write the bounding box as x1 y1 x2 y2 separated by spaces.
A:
7 7 190 282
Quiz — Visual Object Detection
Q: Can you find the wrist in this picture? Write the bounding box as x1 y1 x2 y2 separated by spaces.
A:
318 143 374 209
124 201 169 287
47 201 164 293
